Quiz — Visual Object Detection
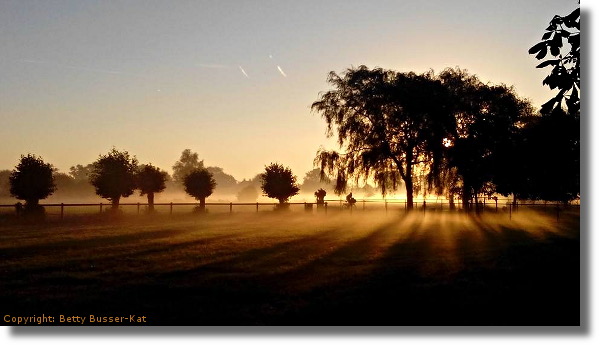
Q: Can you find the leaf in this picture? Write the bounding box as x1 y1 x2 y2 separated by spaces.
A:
528 41 546 54
540 99 556 115
565 8 580 22
535 48 547 60
536 59 559 68
552 33 564 47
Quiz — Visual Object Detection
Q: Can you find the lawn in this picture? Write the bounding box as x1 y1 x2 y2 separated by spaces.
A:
0 208 580 326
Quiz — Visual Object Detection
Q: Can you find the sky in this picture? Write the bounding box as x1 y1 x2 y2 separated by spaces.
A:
0 0 578 181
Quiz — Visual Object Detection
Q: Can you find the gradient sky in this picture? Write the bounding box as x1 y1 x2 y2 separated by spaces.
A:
0 0 578 181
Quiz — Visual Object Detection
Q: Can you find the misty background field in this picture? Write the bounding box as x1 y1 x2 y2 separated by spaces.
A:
0 208 579 325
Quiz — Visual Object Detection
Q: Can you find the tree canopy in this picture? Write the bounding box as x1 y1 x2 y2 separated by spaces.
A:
89 148 138 209
260 163 300 204
9 154 56 207
172 149 204 184
439 68 533 208
311 65 548 207
137 164 169 210
183 168 216 210
312 66 453 209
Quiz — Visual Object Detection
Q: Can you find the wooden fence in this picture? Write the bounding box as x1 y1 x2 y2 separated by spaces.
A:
0 198 580 221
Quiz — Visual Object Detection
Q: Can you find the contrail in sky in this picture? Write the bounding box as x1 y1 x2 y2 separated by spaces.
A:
238 65 249 78
277 65 287 77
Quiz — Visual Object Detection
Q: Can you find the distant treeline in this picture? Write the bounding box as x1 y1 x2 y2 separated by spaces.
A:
0 149 363 206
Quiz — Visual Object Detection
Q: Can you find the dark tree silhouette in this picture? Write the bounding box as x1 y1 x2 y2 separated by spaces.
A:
439 68 533 209
529 7 579 115
312 66 453 209
260 163 300 204
314 188 327 205
183 168 216 211
136 164 169 211
172 149 204 185
89 148 138 210
9 154 56 209
495 109 579 203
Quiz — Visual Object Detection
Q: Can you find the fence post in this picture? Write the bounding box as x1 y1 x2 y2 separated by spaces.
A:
170 202 173 215
100 203 103 213
495 199 498 212
60 203 64 220
325 202 328 215
423 200 426 215
137 202 140 214
385 200 388 215
230 202 233 214
256 202 259 212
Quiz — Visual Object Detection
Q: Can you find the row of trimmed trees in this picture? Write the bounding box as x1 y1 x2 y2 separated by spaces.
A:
6 148 303 213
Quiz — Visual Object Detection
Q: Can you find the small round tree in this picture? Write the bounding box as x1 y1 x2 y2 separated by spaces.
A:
183 168 216 211
260 163 300 205
136 164 169 211
9 154 56 210
314 188 327 205
89 148 138 210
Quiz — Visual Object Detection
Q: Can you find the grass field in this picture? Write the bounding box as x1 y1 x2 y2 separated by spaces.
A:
0 208 580 326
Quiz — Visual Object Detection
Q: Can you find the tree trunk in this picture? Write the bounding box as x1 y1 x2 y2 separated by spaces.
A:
147 192 155 212
449 194 455 210
111 197 120 210
405 151 414 210
474 193 479 214
199 197 206 211
405 179 414 210
462 185 471 211
25 199 39 208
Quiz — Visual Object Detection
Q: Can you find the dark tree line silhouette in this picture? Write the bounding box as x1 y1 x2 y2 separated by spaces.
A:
1 149 306 213
311 62 579 209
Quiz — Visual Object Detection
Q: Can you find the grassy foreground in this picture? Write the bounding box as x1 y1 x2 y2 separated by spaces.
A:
0 209 580 326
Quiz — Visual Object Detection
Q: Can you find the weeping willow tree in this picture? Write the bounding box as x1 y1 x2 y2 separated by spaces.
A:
311 66 453 209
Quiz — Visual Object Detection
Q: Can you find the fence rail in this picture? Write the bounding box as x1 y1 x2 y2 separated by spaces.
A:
0 199 580 222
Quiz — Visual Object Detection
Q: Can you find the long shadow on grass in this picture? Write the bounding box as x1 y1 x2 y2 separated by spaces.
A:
287 213 579 326
0 228 188 260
